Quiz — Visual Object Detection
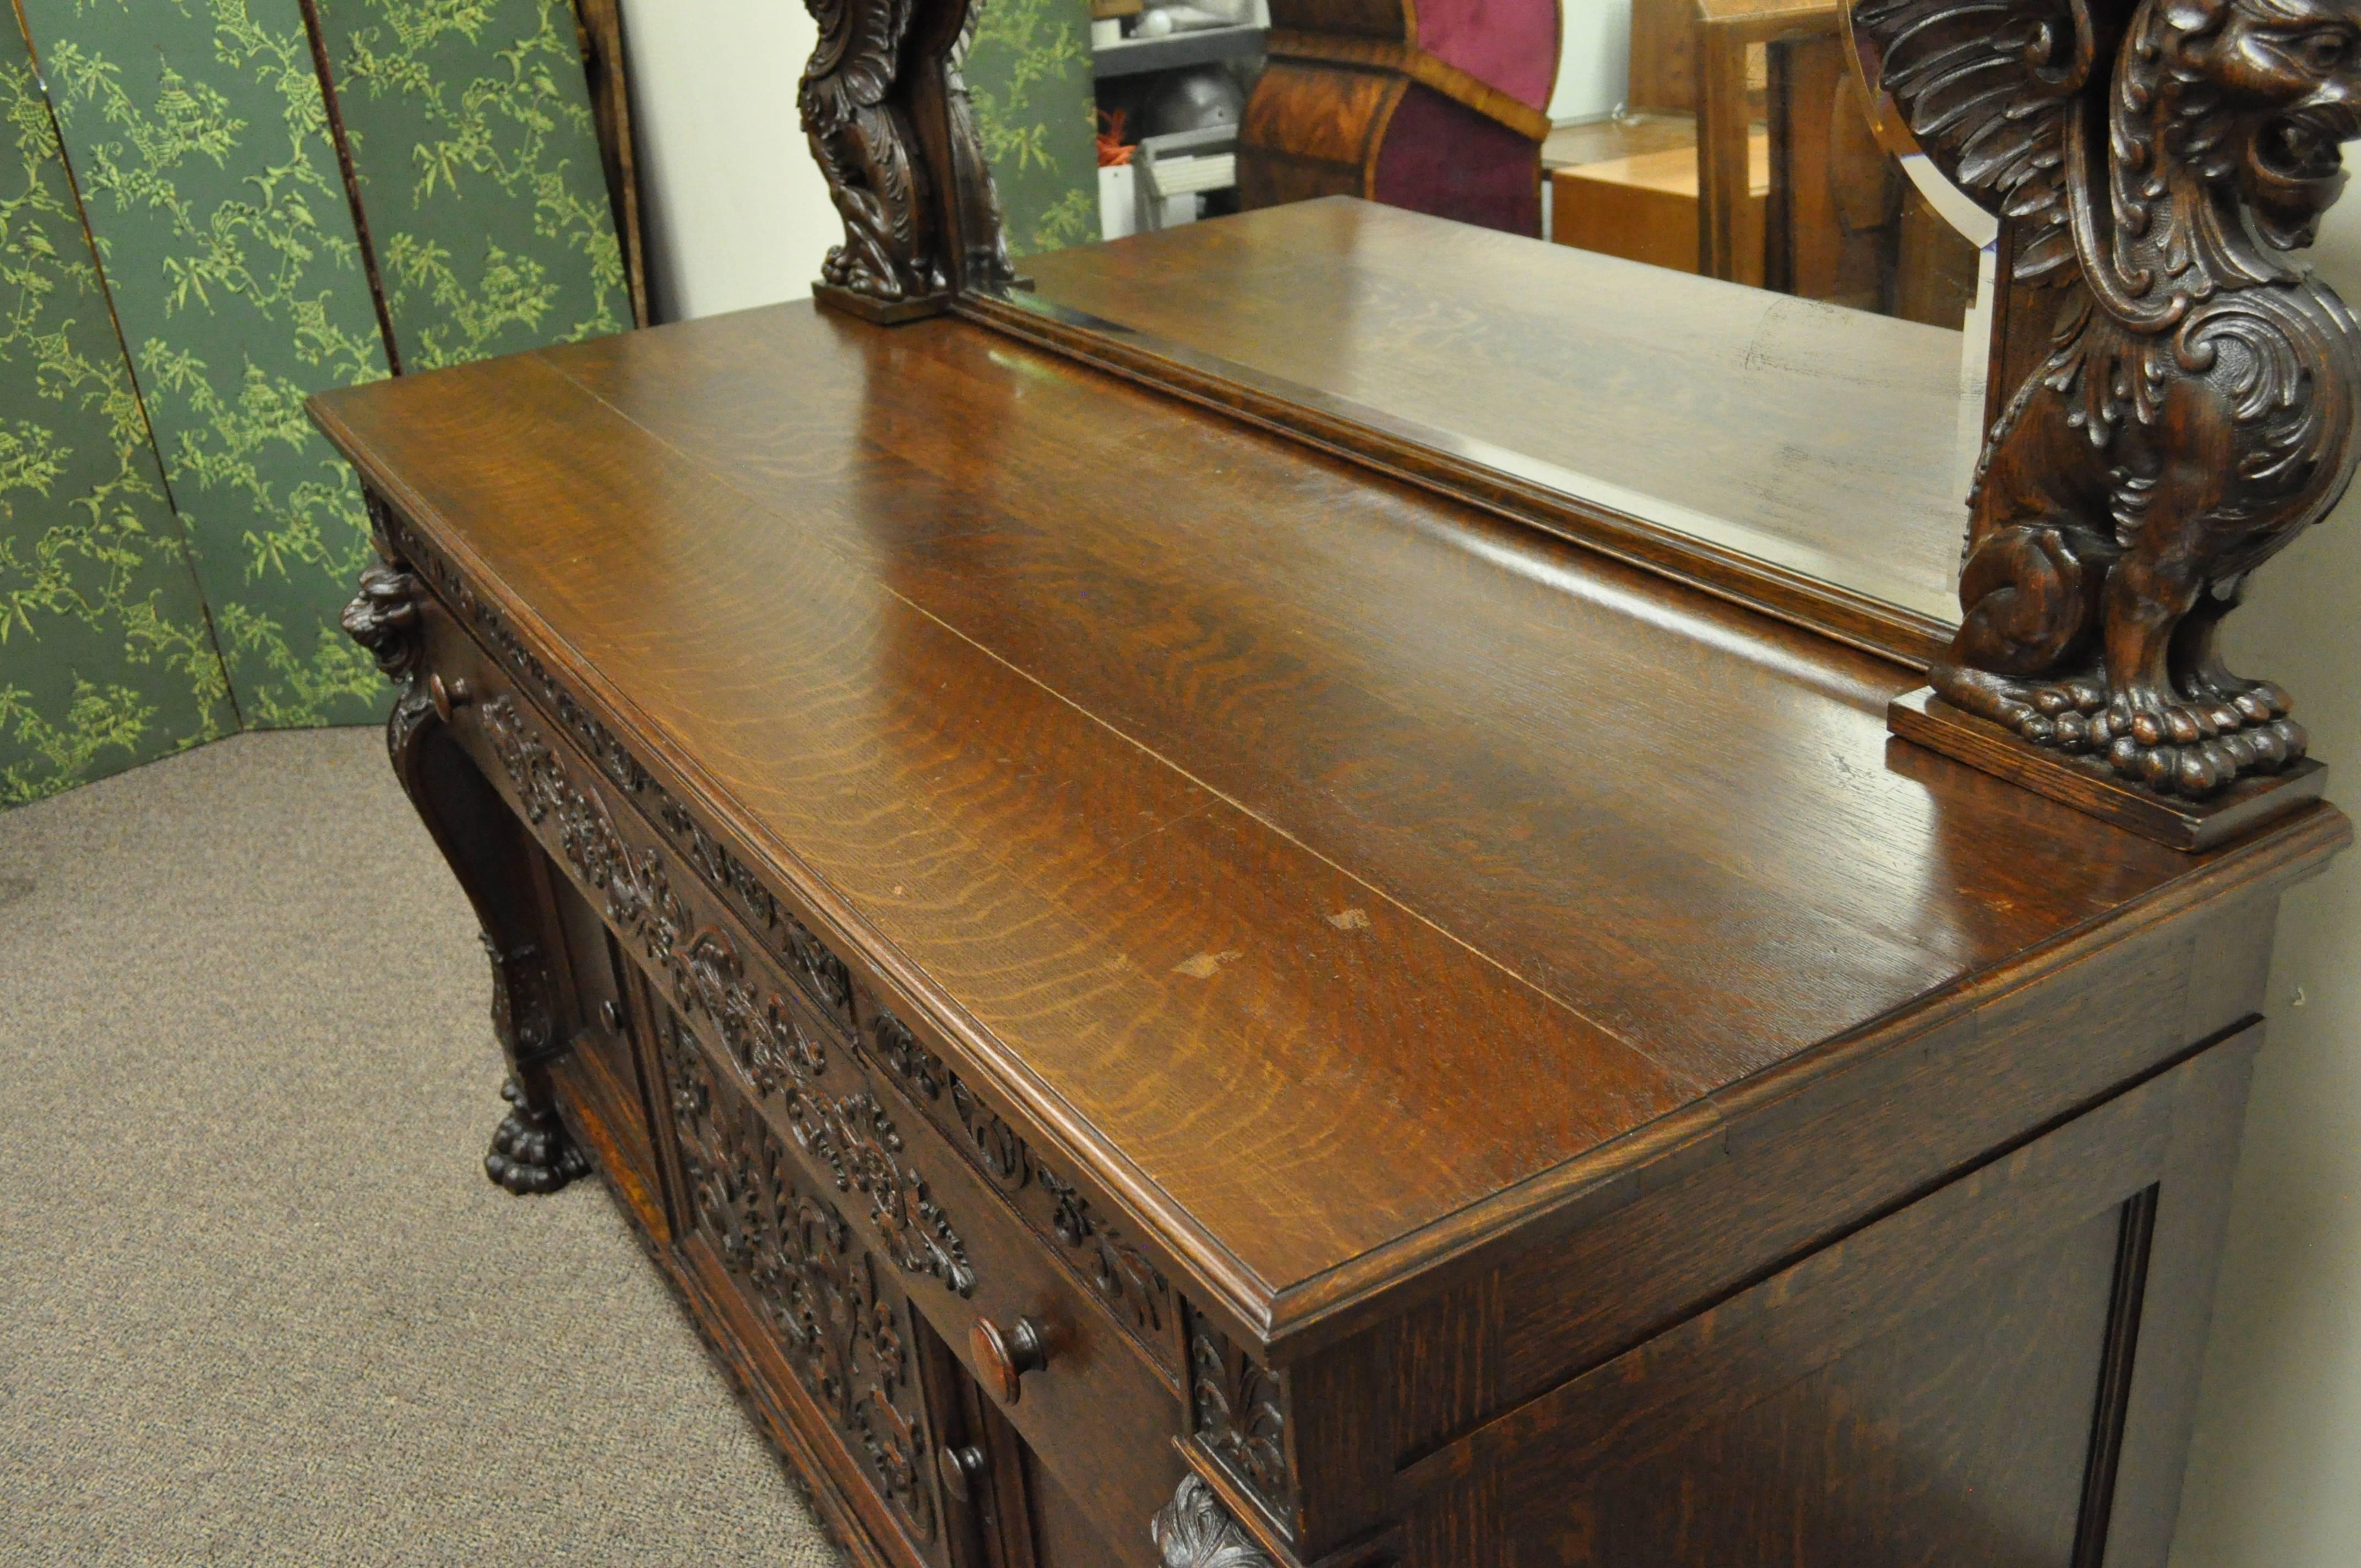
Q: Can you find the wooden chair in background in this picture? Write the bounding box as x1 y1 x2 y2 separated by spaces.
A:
1695 0 1977 324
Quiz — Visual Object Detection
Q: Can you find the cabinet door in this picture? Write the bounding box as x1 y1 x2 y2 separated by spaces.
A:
542 860 668 1238
934 1369 1135 1568
1406 1027 2257 1568
649 998 964 1567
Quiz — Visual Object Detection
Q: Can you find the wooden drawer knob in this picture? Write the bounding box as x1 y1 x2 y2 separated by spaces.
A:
970 1315 1047 1405
938 1443 987 1505
429 674 473 724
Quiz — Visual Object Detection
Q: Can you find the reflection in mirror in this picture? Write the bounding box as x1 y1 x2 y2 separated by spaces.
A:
989 0 2010 649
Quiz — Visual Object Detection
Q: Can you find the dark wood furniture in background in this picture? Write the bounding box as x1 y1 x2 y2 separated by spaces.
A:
320 296 2345 1566
1568 0 1972 318
1239 0 1558 236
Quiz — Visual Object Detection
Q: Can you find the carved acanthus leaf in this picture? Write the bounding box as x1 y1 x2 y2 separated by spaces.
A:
1192 1325 1293 1524
1151 1476 1276 1568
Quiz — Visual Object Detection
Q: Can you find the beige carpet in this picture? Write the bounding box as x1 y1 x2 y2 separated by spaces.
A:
0 728 847 1566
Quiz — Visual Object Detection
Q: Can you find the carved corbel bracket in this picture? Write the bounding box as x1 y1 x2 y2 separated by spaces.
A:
341 557 435 761
341 516 590 1196
1853 0 2357 847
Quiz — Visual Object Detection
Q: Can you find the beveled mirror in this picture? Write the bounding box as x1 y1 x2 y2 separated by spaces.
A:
798 0 2360 837
957 0 2013 662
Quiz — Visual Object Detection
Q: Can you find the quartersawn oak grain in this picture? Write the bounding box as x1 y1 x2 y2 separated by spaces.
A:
310 301 2344 1356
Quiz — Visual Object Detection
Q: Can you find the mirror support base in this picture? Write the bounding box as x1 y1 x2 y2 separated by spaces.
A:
1889 689 2327 852
813 283 953 326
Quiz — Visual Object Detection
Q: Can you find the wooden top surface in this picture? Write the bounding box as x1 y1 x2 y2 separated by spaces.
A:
313 300 2342 1343
1021 198 1969 622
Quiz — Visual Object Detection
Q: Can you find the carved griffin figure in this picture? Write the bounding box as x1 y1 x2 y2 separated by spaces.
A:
1854 0 2361 796
800 0 945 303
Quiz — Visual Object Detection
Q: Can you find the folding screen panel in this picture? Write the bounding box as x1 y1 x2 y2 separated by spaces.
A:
23 0 393 731
966 0 1098 257
0 18 233 804
307 0 629 370
3 0 632 806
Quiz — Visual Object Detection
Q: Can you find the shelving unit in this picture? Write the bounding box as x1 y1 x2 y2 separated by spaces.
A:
1091 23 1265 79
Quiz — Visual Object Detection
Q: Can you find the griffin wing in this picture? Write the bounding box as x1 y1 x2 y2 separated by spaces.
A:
804 0 920 111
1849 0 2113 282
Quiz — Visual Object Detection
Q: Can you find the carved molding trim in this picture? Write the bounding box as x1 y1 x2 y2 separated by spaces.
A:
661 1014 942 1541
1191 1320 1294 1530
1152 1474 1277 1568
868 1006 1177 1348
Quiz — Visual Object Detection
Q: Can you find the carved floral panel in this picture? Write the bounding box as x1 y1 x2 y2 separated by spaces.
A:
660 1009 943 1545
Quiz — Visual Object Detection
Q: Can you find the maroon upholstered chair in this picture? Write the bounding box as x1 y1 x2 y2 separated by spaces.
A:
1238 0 1560 237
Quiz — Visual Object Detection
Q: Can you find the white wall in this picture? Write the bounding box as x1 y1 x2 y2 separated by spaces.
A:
624 0 839 320
1552 0 1633 123
2166 188 2361 1568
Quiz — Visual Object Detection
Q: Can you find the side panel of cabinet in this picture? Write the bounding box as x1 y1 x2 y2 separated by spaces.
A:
1402 1027 2258 1568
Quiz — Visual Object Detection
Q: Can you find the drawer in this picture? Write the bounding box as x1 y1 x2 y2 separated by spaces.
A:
411 591 1187 1553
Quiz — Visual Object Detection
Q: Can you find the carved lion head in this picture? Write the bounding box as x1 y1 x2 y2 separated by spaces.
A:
2151 0 2361 248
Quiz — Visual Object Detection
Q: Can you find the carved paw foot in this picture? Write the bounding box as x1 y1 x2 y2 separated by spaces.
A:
483 1076 590 1195
1929 663 2103 747
2182 666 2293 728
2094 717 2309 797
1931 665 2306 798
2082 684 2306 797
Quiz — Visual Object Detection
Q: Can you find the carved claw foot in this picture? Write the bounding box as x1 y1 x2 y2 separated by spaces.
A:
2183 663 2293 728
1930 663 2103 748
1931 665 2306 798
484 1076 590 1195
2085 683 2306 797
2094 716 2309 798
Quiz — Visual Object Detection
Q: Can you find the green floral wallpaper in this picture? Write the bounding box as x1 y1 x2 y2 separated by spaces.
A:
967 0 1096 257
313 0 626 370
23 0 393 732
0 21 234 805
1 0 1078 809
2 0 627 808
